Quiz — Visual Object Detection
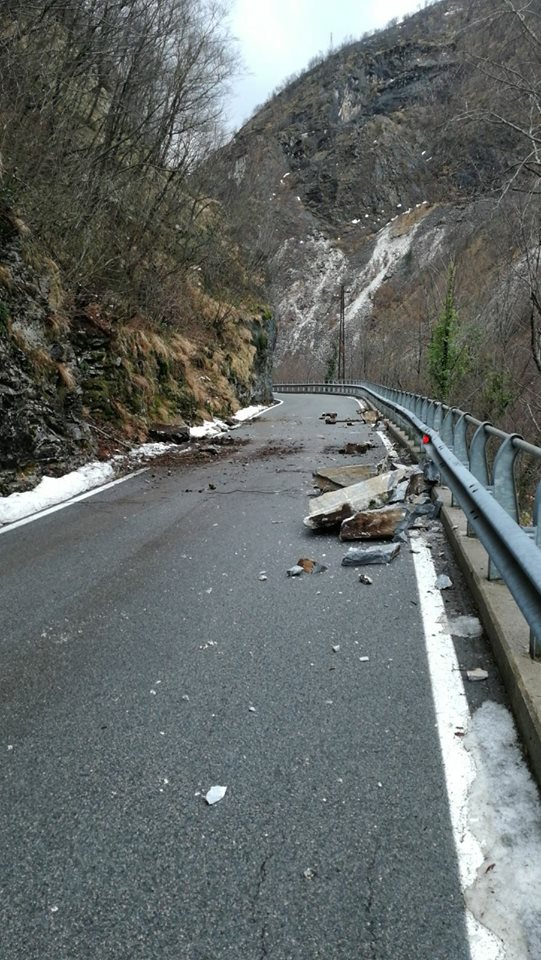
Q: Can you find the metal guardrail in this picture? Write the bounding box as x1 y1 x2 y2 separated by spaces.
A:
273 381 541 659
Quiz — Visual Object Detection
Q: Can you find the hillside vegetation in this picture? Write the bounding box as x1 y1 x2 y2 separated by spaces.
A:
216 0 541 446
0 0 273 492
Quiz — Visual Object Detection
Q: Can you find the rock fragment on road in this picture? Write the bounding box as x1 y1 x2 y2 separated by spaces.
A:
205 785 228 805
342 543 400 566
467 668 489 682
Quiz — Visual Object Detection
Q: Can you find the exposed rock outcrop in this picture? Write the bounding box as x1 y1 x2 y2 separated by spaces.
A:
0 201 274 493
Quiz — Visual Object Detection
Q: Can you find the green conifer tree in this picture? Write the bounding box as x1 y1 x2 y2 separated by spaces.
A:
428 264 468 401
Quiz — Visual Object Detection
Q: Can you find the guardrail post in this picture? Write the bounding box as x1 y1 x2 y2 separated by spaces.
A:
425 400 437 429
466 422 491 536
432 403 443 432
530 483 541 658
488 435 521 580
454 414 469 467
469 422 491 485
441 408 455 450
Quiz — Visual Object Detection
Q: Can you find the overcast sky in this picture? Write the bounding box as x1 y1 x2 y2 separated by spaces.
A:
226 0 424 130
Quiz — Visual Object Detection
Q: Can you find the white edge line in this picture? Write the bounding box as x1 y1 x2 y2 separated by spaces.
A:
411 534 505 960
0 468 149 535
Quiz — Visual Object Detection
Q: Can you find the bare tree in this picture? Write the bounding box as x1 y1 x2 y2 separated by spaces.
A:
0 0 239 316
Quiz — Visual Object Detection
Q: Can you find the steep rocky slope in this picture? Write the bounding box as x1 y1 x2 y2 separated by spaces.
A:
0 1 275 494
0 200 274 494
216 0 540 437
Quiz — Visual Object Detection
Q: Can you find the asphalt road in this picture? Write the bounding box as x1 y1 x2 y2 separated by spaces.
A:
1 394 473 960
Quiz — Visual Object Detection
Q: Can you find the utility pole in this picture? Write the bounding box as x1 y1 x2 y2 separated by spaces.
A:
337 283 346 381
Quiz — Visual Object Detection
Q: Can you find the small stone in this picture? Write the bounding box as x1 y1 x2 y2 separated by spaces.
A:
449 616 483 638
467 668 489 682
436 574 453 590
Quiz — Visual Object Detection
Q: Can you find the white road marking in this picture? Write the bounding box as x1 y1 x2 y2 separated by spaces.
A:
411 534 505 960
0 469 148 534
376 429 398 457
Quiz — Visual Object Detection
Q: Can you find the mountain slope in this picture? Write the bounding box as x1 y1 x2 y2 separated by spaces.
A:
216 0 541 438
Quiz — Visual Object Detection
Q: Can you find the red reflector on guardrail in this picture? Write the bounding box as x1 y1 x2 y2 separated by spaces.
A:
422 434 430 444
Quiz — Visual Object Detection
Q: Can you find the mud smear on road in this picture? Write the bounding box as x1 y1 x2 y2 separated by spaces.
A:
140 438 303 473
248 441 304 461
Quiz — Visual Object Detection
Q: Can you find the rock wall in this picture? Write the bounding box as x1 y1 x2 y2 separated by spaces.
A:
0 202 274 493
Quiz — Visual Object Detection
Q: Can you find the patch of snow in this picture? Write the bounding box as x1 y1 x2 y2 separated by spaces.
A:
189 419 228 439
465 702 541 956
0 461 115 525
233 405 266 422
128 442 178 460
351 219 360 224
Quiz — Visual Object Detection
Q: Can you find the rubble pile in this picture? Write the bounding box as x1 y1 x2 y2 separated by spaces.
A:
303 407 442 569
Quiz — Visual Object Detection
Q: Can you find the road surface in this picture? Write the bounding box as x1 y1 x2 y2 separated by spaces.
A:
1 394 509 959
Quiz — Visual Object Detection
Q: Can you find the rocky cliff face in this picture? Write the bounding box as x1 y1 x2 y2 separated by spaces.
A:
216 0 539 436
0 201 274 493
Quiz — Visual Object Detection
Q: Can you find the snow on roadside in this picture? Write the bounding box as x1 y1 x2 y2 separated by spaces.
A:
189 418 229 439
233 404 267 422
128 442 179 459
0 402 272 526
465 702 541 956
0 462 115 525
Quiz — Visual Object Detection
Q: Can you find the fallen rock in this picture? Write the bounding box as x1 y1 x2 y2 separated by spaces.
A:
148 421 189 444
287 564 304 577
342 543 401 566
467 667 489 682
205 785 227 805
363 410 379 423
297 557 327 574
449 615 483 638
406 469 428 498
436 574 453 590
423 459 440 484
304 467 409 530
340 505 408 541
338 441 374 455
388 480 409 503
313 462 382 491
304 502 355 529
